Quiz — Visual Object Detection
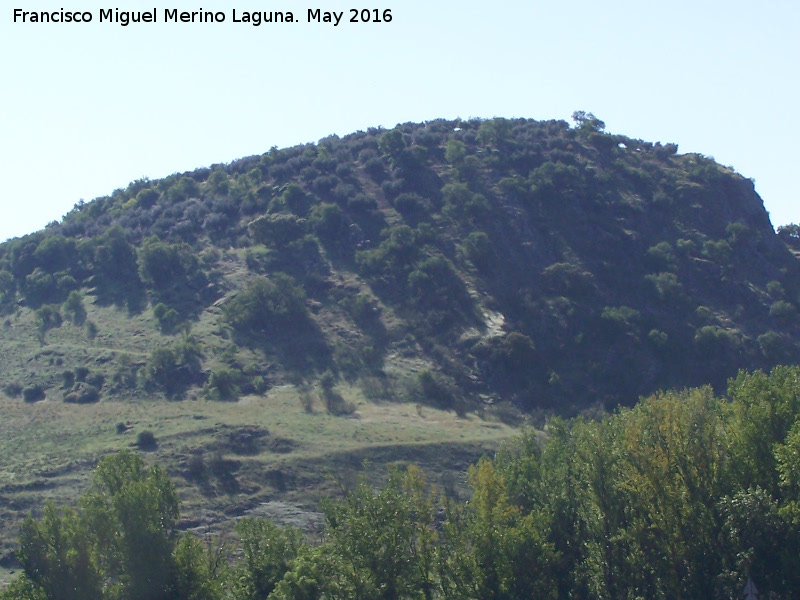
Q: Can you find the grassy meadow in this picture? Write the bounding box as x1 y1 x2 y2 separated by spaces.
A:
0 379 518 584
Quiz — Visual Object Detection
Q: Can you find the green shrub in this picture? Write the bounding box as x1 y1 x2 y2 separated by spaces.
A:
309 203 348 249
4 382 23 398
646 241 677 270
248 213 306 248
62 291 86 325
136 430 157 450
23 385 46 403
142 338 203 397
234 518 303 599
464 231 493 268
63 383 100 404
758 331 790 361
61 370 75 389
205 368 242 401
393 193 431 223
702 239 732 263
34 305 62 342
770 300 796 323
251 375 267 394
766 280 785 300
136 187 159 208
224 274 307 335
601 306 641 332
23 268 57 306
138 237 203 295
645 271 685 303
694 326 738 354
153 302 181 334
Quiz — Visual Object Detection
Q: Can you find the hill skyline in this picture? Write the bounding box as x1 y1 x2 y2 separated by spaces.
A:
3 1 799 242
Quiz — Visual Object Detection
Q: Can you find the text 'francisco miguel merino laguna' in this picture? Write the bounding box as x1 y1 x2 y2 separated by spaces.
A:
13 8 393 26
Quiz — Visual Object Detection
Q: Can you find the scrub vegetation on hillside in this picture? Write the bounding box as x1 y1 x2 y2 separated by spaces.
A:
1 114 799 414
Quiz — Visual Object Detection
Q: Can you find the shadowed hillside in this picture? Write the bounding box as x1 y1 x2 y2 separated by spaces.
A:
1 115 798 414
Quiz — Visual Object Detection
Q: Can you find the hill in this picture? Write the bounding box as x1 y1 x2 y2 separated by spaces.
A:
1 115 798 412
1 115 799 573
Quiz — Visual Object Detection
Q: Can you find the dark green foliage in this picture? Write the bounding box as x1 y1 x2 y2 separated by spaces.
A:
770 300 797 323
600 305 640 337
22 385 46 403
355 225 419 285
646 241 677 271
248 213 306 249
4 381 23 398
571 110 605 132
2 116 799 413
234 518 303 600
694 325 737 353
444 139 466 165
0 576 48 600
281 184 310 216
645 271 685 304
62 291 87 325
74 366 89 382
138 237 208 313
309 203 349 253
90 227 144 311
224 275 307 336
463 231 493 269
204 367 242 401
33 305 62 343
223 275 329 372
703 238 733 263
32 235 78 275
142 338 203 398
378 128 406 157
18 504 102 600
24 269 58 307
0 268 16 313
153 302 181 334
441 183 489 223
245 246 274 273
541 261 596 297
408 256 473 315
164 176 200 204
135 430 157 450
82 451 180 600
393 193 431 225
304 466 439 600
479 332 540 389
63 383 100 404
135 187 159 208
758 330 792 361
13 451 188 600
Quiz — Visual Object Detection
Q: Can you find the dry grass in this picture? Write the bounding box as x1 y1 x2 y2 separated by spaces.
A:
0 381 518 583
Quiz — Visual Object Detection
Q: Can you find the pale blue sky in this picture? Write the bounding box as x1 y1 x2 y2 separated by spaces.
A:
2 0 798 242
